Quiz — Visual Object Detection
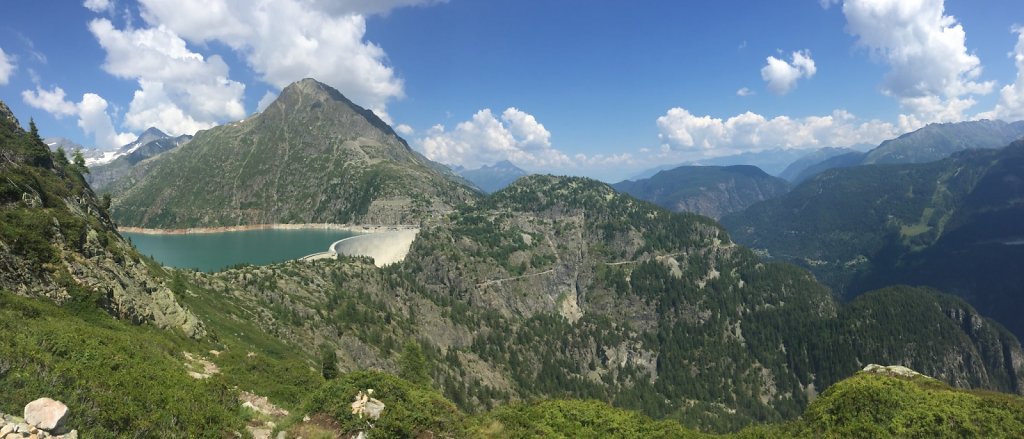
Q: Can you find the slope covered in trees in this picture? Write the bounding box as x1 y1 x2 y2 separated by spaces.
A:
722 141 1024 338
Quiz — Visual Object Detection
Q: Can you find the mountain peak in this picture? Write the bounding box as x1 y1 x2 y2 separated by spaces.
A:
141 127 168 138
455 160 529 193
270 78 400 142
491 160 520 169
278 78 364 111
285 78 348 100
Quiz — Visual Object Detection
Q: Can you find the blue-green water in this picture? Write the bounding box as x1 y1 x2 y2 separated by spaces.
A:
122 229 357 272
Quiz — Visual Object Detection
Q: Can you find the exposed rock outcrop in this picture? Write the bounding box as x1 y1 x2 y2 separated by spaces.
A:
862 364 928 379
0 99 204 337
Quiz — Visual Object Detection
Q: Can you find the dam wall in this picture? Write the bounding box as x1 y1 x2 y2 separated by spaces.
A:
331 229 419 267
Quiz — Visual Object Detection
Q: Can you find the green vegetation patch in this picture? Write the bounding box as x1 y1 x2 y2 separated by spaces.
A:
475 399 709 439
299 370 467 438
0 291 245 438
794 373 1024 438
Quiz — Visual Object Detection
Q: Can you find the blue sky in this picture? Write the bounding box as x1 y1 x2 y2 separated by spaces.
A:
0 0 1022 181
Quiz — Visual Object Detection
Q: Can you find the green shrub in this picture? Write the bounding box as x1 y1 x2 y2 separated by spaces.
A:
474 399 707 439
301 370 466 438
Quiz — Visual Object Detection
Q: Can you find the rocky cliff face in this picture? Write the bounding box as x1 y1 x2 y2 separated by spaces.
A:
109 78 480 228
0 100 203 337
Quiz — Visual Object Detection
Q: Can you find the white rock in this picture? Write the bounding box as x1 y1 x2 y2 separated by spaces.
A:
23 398 68 432
862 364 924 378
363 398 385 420
246 426 271 439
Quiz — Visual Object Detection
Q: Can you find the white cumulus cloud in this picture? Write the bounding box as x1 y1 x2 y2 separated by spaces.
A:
978 28 1024 121
761 50 816 95
21 86 78 118
395 124 414 136
136 0 409 118
78 93 138 149
736 87 754 97
841 0 993 124
22 85 135 149
418 108 571 169
0 47 14 85
82 0 113 13
656 107 897 156
307 0 447 16
88 18 246 136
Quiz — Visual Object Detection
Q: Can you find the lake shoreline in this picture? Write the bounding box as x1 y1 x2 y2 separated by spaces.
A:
117 223 419 235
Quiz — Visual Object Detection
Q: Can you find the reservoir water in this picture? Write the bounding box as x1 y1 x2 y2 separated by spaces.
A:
122 228 358 272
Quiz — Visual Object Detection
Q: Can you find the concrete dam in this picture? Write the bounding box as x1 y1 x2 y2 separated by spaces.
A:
329 229 419 267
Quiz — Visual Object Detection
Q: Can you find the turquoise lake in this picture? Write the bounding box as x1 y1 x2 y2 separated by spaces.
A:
122 229 358 272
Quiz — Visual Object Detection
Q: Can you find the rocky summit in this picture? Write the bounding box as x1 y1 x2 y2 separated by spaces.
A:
108 78 480 229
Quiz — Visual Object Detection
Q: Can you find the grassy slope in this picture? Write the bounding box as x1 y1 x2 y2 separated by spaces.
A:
0 291 243 438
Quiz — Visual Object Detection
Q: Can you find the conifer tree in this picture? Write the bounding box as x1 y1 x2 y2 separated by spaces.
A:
399 340 431 386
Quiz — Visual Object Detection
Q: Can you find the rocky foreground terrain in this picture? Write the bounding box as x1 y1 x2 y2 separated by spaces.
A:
0 398 78 439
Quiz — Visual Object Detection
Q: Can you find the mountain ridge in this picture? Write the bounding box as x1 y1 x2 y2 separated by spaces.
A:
613 165 790 219
788 120 1024 182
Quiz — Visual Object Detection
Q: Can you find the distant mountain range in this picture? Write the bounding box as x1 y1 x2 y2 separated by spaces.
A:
42 136 110 164
452 160 529 193
613 165 789 219
630 148 811 180
864 119 1024 165
723 139 1024 338
108 78 479 228
778 147 860 183
785 120 1024 183
87 128 192 192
